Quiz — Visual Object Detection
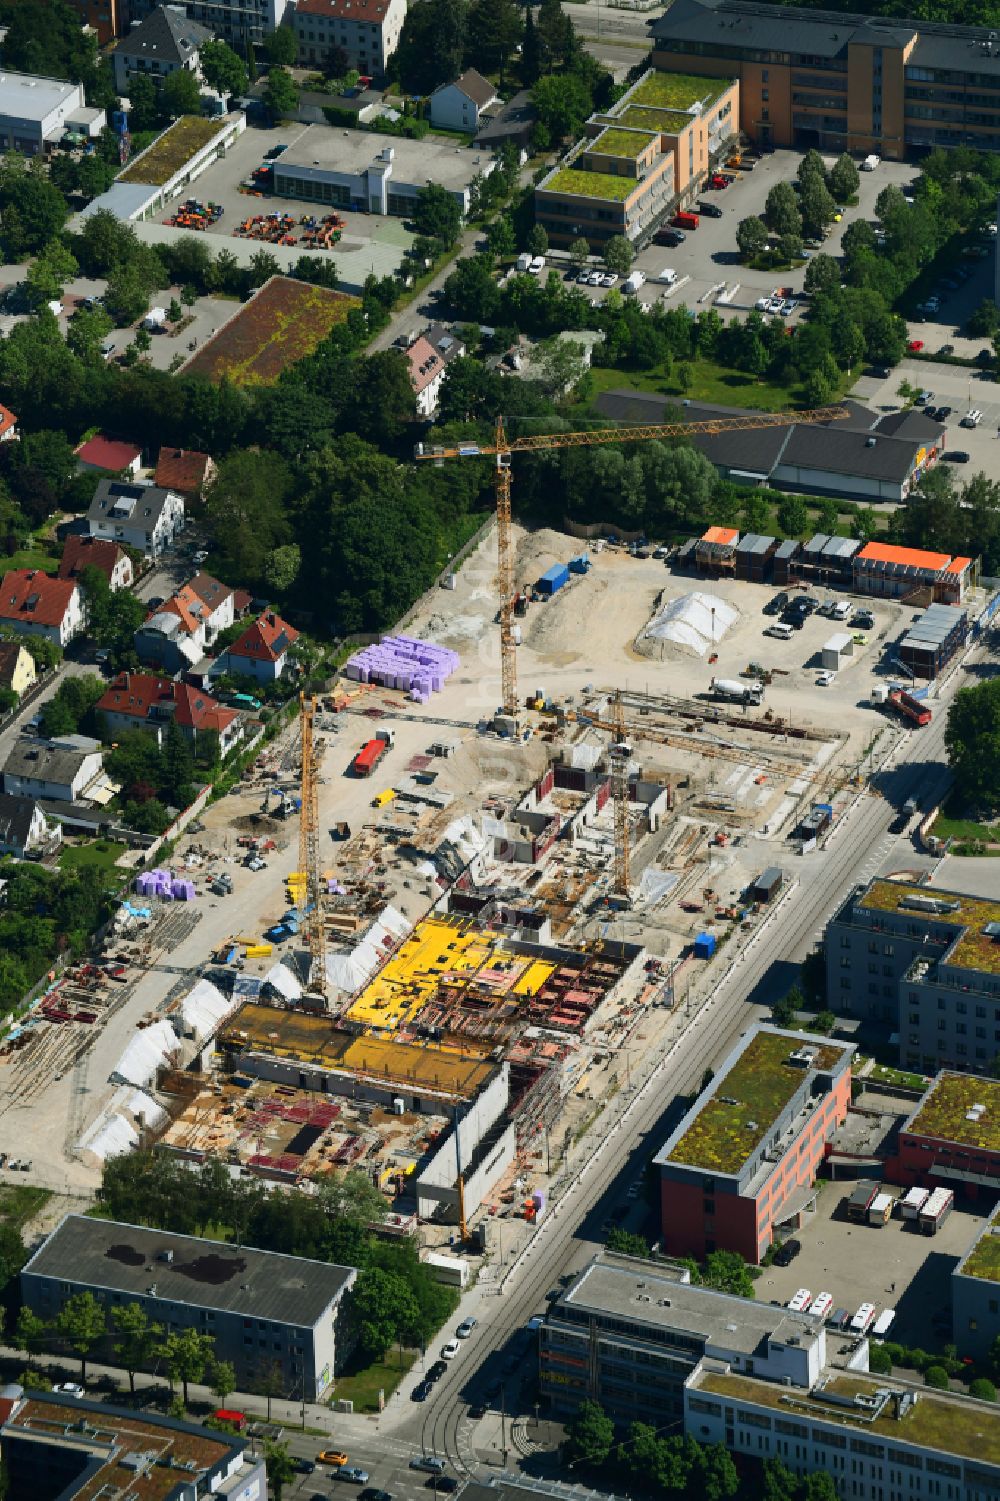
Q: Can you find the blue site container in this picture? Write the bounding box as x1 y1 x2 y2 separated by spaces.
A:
693 932 717 959
537 563 570 595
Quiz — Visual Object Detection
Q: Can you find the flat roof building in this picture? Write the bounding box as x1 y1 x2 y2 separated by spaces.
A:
894 1070 1000 1194
21 1214 357 1400
272 127 488 215
654 1024 854 1263
952 1206 1000 1359
0 70 102 156
827 878 1000 1076
898 601 969 679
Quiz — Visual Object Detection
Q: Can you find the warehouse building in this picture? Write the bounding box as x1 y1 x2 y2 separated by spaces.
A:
952 1206 1000 1359
827 878 1000 1073
654 1024 855 1263
21 1215 357 1399
271 129 487 215
897 601 969 678
891 1070 1000 1195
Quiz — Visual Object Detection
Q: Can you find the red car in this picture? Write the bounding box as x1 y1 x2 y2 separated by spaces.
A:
709 173 729 189
907 338 924 352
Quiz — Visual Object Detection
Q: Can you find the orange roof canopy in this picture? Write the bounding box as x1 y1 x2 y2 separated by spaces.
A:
701 526 739 546
856 541 952 571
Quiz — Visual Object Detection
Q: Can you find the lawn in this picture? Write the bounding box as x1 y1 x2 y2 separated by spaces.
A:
584 357 853 413
629 70 727 111
329 1350 417 1412
930 796 1000 844
0 1184 51 1229
592 126 657 158
860 1057 930 1093
0 543 60 575
184 276 359 385
544 167 637 201
59 840 128 881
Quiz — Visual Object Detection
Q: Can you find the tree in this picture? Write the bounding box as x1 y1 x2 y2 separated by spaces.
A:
799 176 836 239
160 1328 215 1405
160 67 202 118
532 72 592 142
264 1439 297 1501
206 449 293 585
55 1292 106 1383
353 1267 420 1359
264 543 301 594
263 24 297 67
569 236 590 270
527 223 549 256
804 253 840 298
521 5 542 85
104 263 151 326
264 67 299 120
605 1227 649 1257
772 984 803 1028
537 0 576 70
764 181 801 238
801 1477 839 1501
777 494 808 536
698 1443 739 1501
394 0 466 94
868 1342 893 1374
349 351 417 445
26 241 79 310
211 1359 237 1404
67 304 113 362
701 1249 756 1299
487 217 516 258
199 40 248 100
946 678 1000 810
565 1399 614 1466
413 183 462 245
797 148 826 186
875 183 907 223
77 154 117 200
467 0 523 82
112 1302 162 1393
17 1306 47 1369
534 335 587 395
924 1364 950 1389
736 215 767 261
829 152 860 202
970 1377 997 1401
127 73 159 132
604 235 633 276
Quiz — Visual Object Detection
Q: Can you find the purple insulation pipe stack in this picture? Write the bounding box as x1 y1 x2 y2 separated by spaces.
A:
345 635 460 696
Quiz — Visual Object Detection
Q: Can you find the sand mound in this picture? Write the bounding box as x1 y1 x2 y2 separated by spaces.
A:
525 573 609 662
514 527 579 591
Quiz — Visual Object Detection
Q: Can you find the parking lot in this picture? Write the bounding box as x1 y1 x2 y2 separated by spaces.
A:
757 1180 986 1350
856 358 1000 470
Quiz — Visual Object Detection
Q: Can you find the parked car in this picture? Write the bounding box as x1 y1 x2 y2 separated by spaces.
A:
916 389 933 405
852 609 874 628
360 1490 393 1501
773 1238 801 1266
601 271 618 286
337 1469 370 1485
764 623 794 640
318 1453 350 1467
816 670 837 687
412 1380 433 1402
410 1459 447 1475
53 1384 85 1398
294 1460 317 1475
764 591 789 616
456 1318 478 1338
697 200 723 218
426 1480 459 1494
654 228 685 246
428 1360 448 1381
943 449 971 463
939 344 955 356
441 1339 460 1359
960 408 983 427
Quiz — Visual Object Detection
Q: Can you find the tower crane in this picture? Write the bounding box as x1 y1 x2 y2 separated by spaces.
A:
416 406 849 721
298 692 328 1007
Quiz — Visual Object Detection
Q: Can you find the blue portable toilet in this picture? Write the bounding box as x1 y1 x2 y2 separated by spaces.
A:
693 932 716 959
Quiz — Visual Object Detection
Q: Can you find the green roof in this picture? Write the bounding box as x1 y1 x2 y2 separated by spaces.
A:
614 104 695 134
542 168 637 202
962 1211 1000 1283
696 1369 1000 1467
119 115 226 187
628 69 730 111
859 878 1000 973
590 126 657 160
666 1029 849 1175
905 1070 1000 1153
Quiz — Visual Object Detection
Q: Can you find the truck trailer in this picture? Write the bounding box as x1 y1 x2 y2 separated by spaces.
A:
889 688 932 727
351 739 388 777
918 1186 954 1234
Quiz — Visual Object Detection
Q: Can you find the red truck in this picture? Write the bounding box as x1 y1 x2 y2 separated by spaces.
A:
672 210 700 230
351 739 388 777
889 688 932 727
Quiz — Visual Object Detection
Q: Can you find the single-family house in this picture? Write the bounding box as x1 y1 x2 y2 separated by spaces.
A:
87 480 184 559
97 672 243 757
0 642 36 700
0 793 60 858
112 6 213 94
154 447 217 500
0 571 84 647
429 69 499 132
0 405 18 443
58 535 134 592
135 571 234 673
3 735 105 803
404 324 465 418
473 90 536 153
74 435 142 477
212 610 299 683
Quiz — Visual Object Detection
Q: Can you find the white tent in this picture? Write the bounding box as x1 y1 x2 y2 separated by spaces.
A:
642 591 739 657
265 962 302 1001
110 1018 177 1088
77 1085 166 1165
323 905 410 995
178 977 235 1041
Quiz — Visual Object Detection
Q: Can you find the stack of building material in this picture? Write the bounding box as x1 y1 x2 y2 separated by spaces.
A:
344 635 460 701
134 870 196 900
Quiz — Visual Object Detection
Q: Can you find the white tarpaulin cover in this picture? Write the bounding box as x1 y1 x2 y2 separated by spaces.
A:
265 962 302 1001
78 1086 166 1164
323 905 409 994
178 977 235 1039
110 1018 176 1087
642 591 739 657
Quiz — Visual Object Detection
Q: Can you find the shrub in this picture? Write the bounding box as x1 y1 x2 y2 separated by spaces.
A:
924 1365 950 1389
970 1377 997 1401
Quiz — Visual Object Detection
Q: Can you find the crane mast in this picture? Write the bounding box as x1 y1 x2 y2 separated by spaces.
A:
299 692 328 1006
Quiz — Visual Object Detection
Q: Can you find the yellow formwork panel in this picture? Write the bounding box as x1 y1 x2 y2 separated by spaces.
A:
513 959 555 996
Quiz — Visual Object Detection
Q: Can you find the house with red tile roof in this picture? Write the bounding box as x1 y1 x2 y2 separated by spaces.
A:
97 672 243 757
403 323 465 418
212 610 300 683
74 435 142 477
154 447 217 498
291 0 406 80
0 570 84 646
58 535 133 592
0 404 18 443
136 572 235 674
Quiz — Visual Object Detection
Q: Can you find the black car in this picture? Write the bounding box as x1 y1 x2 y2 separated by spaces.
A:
935 404 952 420
426 1479 459 1493
360 1490 393 1501
944 449 971 463
412 1380 433 1402
294 1459 317 1474
889 811 911 835
773 1238 801 1267
939 343 955 356
764 591 789 616
654 228 685 246
427 1360 448 1382
697 200 723 218
853 612 874 629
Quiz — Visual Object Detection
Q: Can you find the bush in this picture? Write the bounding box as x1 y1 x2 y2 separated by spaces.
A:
924 1365 950 1389
868 1343 892 1374
970 1377 997 1401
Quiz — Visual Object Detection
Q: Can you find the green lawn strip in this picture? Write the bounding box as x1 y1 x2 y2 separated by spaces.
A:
0 1184 52 1229
329 1350 417 1412
59 840 129 876
0 545 59 575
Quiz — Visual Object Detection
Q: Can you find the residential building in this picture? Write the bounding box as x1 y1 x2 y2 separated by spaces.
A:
154 445 217 498
0 71 105 156
654 1024 855 1263
87 479 185 559
271 130 486 215
474 90 536 153
0 794 60 858
3 736 105 803
651 0 1000 158
135 571 234 672
535 69 738 248
404 323 465 418
21 1214 357 1399
129 0 292 48
58 535 134 592
112 5 213 94
593 393 946 505
97 671 243 756
212 609 300 682
429 69 499 132
0 404 18 442
826 877 1000 1073
291 0 407 82
891 1070 1000 1195
0 643 36 700
539 1251 863 1427
74 435 143 477
66 0 129 46
952 1206 1000 1359
0 571 84 647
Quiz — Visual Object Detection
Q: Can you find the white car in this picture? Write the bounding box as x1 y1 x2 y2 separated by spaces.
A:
810 1291 834 1321
601 272 618 287
588 270 604 286
764 623 794 640
754 295 770 311
787 1288 813 1313
456 1317 477 1338
781 298 799 314
816 670 837 687
528 256 546 275
577 270 592 285
441 1339 461 1359
766 296 784 314
53 1383 86 1398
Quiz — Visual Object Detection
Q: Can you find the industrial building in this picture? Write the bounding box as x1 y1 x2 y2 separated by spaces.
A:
891 1070 1000 1195
652 0 1000 158
0 71 105 156
539 1251 867 1427
898 602 970 678
653 1024 855 1264
826 878 1000 1073
952 1206 1000 1359
21 1214 357 1399
0 1389 264 1501
271 129 488 215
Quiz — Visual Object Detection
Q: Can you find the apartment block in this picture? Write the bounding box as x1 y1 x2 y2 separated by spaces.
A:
130 0 293 48
826 878 1000 1073
535 68 737 248
952 1206 1000 1359
652 0 1000 158
21 1214 356 1399
653 1025 854 1264
291 0 406 83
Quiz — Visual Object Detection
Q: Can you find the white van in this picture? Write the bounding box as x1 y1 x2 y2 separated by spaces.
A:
871 1308 896 1338
832 600 852 621
960 408 983 428
623 270 646 295
764 622 794 640
656 267 678 285
862 153 881 171
850 1302 878 1333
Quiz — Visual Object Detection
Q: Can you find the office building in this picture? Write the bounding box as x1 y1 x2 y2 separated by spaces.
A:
535 68 738 247
0 1388 264 1501
952 1206 1000 1359
652 0 1000 157
892 1069 1000 1193
271 131 486 215
654 1024 854 1264
540 1251 868 1427
0 71 105 156
826 878 1000 1073
21 1214 357 1399
130 0 293 47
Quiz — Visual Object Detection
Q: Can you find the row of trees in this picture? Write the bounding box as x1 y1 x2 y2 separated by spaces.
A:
391 0 585 97
0 859 115 1017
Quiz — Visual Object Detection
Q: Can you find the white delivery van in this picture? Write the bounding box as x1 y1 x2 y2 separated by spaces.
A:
656 267 678 285
622 271 646 295
516 252 532 272
862 153 880 170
